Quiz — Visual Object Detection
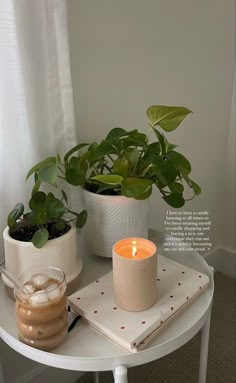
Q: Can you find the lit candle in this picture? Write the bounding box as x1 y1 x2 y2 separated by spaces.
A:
113 238 157 311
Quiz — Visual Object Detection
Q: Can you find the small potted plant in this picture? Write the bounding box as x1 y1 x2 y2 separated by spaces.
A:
3 172 87 297
26 105 201 258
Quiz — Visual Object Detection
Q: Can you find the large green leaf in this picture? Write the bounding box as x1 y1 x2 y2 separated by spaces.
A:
96 183 118 194
123 148 140 170
146 105 192 132
89 141 117 163
64 143 89 164
38 163 58 186
65 165 86 186
121 178 153 198
166 151 191 175
26 157 57 181
32 228 49 249
152 128 168 156
163 193 185 208
145 142 161 155
7 203 24 228
169 182 184 194
106 127 128 141
91 174 123 185
47 198 65 219
29 191 46 209
113 158 130 177
122 133 147 148
134 185 152 200
31 207 48 225
151 157 178 186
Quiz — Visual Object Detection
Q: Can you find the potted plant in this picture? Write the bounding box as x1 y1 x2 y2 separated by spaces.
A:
27 105 201 258
3 174 87 297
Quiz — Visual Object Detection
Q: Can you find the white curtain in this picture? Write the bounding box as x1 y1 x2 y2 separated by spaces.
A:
0 0 77 260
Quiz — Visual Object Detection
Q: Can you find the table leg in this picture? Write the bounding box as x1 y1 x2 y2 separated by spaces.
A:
93 371 99 383
0 359 5 383
198 312 211 383
113 366 128 383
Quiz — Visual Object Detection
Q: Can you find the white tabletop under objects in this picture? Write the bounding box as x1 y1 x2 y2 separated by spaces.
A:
0 230 214 382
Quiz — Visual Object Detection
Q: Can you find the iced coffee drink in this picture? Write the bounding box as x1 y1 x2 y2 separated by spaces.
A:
14 266 68 351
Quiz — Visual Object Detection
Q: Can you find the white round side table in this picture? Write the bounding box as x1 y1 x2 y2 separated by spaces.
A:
0 230 214 383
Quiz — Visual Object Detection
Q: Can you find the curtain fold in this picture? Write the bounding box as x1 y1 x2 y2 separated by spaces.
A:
0 0 77 260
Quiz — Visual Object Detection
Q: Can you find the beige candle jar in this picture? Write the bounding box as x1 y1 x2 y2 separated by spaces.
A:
113 238 157 312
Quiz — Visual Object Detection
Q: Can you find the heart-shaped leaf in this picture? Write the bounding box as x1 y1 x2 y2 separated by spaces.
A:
113 158 130 177
38 163 58 186
167 151 191 175
121 178 153 198
91 174 123 185
134 185 152 200
169 182 184 194
147 105 192 132
65 167 86 186
106 127 128 141
123 148 140 170
163 193 185 208
64 143 89 164
26 157 57 181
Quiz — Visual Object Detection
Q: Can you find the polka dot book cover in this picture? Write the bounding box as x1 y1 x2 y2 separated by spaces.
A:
68 255 209 353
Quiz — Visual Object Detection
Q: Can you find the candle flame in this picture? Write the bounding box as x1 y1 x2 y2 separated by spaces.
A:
132 240 137 257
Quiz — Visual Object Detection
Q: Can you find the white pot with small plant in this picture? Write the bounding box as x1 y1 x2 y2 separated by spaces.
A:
3 170 87 297
28 105 201 258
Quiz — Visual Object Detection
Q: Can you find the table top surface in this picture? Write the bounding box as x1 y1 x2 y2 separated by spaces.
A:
0 230 214 372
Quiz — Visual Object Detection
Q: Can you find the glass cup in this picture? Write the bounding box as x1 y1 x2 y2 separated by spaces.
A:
14 266 68 351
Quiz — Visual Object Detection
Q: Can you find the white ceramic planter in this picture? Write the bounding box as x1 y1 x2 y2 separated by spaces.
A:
2 225 82 297
81 189 149 258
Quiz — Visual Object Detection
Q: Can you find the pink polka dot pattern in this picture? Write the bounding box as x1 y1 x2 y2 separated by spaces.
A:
67 253 209 352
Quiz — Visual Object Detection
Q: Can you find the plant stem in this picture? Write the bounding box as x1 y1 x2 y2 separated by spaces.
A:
107 154 115 163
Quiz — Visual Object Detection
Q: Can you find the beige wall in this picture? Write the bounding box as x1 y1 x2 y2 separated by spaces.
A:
67 0 235 250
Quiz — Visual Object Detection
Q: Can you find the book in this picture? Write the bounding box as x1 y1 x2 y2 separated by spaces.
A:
68 255 209 353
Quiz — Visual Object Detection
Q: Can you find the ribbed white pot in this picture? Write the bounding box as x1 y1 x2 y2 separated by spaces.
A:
2 225 82 297
81 189 149 258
